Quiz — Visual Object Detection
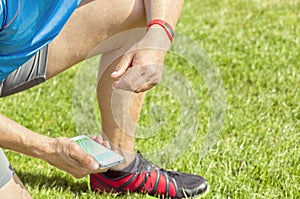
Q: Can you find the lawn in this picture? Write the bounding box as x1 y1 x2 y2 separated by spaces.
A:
1 0 299 198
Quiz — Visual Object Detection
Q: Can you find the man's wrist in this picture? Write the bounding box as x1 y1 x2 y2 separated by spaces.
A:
26 135 56 160
147 19 174 43
144 25 172 50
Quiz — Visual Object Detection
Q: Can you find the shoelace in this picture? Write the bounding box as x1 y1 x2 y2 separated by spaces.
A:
163 169 181 178
136 153 180 197
138 153 181 179
136 153 162 193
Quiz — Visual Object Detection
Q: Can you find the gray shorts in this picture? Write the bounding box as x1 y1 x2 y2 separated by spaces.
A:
0 46 48 97
0 149 14 188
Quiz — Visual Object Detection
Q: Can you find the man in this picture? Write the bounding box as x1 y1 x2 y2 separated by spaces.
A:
0 0 208 198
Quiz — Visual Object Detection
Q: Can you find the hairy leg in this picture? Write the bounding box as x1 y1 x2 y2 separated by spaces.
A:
98 56 146 168
0 174 32 199
96 30 147 168
47 0 147 168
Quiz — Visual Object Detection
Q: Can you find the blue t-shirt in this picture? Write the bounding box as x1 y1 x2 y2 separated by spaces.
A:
0 0 82 81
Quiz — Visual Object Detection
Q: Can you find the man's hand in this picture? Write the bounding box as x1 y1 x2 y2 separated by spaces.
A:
0 114 110 179
44 136 107 179
111 26 171 93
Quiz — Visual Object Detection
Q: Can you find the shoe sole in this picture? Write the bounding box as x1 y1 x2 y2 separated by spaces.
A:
192 185 209 199
176 184 209 199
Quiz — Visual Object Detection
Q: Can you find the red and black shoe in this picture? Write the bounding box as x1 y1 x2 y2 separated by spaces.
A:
90 152 208 198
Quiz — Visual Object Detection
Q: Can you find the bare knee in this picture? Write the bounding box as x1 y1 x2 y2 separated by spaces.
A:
47 0 146 78
0 174 32 199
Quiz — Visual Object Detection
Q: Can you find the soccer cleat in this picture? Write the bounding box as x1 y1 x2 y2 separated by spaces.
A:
90 152 208 198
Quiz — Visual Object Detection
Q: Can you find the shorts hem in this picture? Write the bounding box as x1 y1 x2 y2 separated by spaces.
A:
0 170 14 189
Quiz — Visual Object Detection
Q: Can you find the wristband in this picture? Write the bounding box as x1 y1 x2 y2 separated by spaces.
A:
147 19 174 42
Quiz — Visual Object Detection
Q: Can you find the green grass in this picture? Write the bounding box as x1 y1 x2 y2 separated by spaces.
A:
1 0 299 198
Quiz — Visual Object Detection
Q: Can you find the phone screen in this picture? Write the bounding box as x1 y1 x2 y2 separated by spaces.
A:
74 136 124 169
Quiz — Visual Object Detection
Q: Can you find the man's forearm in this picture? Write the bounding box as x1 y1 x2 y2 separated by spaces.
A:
0 113 54 159
143 0 184 28
0 113 104 177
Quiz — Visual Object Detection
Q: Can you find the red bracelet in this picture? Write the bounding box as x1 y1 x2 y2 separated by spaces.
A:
147 19 174 42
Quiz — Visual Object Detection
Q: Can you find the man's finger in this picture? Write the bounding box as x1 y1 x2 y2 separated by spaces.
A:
113 67 144 91
90 135 103 144
103 141 111 149
111 53 133 78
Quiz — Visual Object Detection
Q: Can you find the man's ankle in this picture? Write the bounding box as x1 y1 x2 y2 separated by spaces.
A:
103 155 138 178
110 149 136 170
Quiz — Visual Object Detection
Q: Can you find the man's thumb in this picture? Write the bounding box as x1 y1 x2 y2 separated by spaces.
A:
89 158 99 170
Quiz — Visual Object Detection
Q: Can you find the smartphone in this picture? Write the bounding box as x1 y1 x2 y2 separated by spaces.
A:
72 135 124 169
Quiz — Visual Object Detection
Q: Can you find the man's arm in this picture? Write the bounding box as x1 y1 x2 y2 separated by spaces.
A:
143 0 184 29
0 113 102 178
111 0 184 92
0 114 53 158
